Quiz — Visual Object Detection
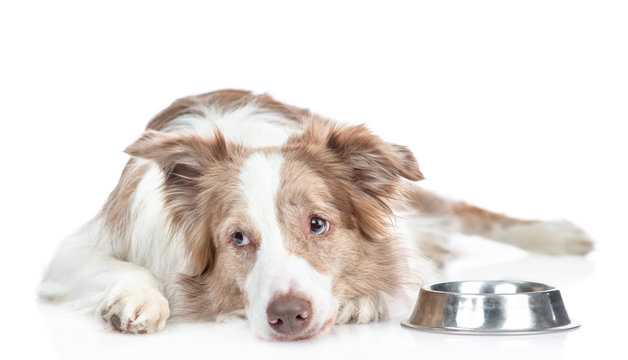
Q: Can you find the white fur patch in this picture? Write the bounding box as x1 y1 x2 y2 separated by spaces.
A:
164 103 300 148
239 153 337 340
127 163 187 280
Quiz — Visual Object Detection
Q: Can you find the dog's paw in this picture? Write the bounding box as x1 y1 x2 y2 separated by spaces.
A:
98 286 170 334
335 296 384 324
497 220 594 255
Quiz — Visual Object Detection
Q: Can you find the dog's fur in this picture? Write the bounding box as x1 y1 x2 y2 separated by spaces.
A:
39 90 593 340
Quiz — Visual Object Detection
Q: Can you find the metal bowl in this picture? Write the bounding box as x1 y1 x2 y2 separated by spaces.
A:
401 280 579 335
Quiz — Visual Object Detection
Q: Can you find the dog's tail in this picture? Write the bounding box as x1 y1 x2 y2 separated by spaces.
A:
398 183 594 256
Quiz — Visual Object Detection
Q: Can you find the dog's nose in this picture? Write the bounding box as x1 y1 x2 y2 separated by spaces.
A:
266 295 312 336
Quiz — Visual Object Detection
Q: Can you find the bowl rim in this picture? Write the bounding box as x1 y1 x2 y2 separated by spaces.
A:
422 280 557 296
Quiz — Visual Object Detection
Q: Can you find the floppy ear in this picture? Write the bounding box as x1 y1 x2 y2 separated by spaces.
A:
303 120 424 197
124 129 231 275
295 119 424 240
124 129 230 182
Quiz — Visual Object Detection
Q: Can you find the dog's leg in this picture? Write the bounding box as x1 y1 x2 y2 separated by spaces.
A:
451 201 594 255
399 183 593 255
39 221 170 334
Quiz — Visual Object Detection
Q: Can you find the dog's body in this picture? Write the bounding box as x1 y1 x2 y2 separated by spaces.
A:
40 90 593 340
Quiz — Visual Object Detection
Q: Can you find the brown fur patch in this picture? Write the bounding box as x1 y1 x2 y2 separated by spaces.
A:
453 202 535 235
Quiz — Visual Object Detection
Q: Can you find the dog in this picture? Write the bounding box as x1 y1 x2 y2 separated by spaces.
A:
39 89 593 341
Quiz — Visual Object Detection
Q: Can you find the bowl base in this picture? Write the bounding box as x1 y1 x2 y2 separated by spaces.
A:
400 321 580 335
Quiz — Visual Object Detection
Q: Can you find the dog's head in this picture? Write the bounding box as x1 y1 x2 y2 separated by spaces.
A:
125 118 423 341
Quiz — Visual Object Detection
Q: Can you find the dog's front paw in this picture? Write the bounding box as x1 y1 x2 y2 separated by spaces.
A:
98 286 170 334
335 296 384 324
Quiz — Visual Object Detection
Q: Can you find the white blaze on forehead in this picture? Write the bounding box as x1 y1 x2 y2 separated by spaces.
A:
239 152 337 340
238 153 285 244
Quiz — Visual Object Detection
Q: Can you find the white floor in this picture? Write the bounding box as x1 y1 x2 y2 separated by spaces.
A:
12 232 623 360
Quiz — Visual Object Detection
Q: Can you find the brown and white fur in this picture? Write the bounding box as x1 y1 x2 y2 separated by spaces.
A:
39 90 593 341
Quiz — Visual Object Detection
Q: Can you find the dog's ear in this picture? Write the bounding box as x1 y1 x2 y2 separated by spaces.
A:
125 130 231 275
302 119 424 195
294 119 424 240
125 129 231 182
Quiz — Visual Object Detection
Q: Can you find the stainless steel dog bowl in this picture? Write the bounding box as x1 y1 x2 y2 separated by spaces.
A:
402 280 579 335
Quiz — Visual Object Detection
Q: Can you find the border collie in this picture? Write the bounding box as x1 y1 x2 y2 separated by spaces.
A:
39 90 593 341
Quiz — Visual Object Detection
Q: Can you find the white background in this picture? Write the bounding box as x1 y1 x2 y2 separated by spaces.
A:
1 1 626 359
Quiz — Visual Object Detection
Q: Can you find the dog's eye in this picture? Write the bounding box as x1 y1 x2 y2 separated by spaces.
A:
233 232 250 247
310 217 329 235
